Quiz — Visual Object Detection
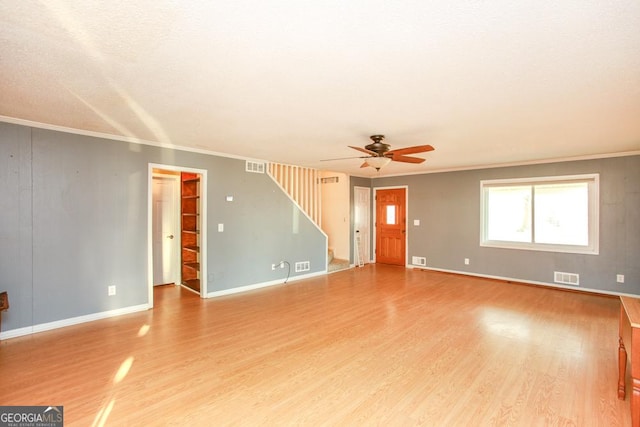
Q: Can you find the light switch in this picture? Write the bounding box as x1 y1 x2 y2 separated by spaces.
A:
414 219 420 226
218 223 224 232
226 195 233 202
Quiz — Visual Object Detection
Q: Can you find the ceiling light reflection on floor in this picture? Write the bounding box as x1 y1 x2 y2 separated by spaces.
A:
480 308 531 341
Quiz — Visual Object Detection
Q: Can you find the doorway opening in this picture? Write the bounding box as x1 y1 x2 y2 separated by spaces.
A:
320 171 350 272
148 164 208 307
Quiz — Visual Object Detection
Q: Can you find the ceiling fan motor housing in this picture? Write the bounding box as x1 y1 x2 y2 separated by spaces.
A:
366 135 390 156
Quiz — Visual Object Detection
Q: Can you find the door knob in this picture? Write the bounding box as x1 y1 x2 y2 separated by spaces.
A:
167 235 174 239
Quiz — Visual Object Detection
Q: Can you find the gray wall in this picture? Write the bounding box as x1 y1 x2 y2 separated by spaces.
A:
374 156 640 294
2 119 638 336
0 122 326 332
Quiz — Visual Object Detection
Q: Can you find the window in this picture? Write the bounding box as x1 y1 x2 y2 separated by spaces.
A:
386 205 397 225
480 174 599 254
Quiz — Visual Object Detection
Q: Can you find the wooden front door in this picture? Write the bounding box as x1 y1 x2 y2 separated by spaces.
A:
375 188 406 266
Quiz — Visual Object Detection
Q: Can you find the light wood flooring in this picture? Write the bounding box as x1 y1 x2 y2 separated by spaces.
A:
0 265 631 426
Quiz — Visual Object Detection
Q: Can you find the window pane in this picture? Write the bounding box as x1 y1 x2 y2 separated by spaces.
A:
480 174 598 254
534 183 588 245
486 186 531 242
386 205 396 225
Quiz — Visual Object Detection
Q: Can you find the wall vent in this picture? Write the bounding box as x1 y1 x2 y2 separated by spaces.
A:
245 161 265 174
554 271 580 286
320 176 339 184
295 261 310 272
412 256 427 267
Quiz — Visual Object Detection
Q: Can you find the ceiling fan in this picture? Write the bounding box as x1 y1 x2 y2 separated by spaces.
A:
324 135 435 170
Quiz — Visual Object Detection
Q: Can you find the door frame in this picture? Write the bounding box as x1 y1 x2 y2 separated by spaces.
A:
147 163 208 307
372 185 408 266
151 172 181 286
353 186 371 263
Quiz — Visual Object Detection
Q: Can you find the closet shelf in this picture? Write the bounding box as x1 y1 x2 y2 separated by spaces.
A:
181 173 201 293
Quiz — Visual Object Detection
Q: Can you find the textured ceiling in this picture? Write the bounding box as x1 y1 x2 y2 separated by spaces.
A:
1 1 639 177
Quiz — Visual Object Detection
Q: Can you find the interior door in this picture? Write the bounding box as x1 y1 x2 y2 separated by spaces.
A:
375 188 406 266
152 175 180 285
354 186 371 263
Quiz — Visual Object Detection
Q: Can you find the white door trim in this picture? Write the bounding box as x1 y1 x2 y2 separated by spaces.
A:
148 163 208 307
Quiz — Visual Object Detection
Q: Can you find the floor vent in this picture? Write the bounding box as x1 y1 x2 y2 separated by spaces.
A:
412 256 427 267
295 261 310 272
554 271 579 286
245 161 265 173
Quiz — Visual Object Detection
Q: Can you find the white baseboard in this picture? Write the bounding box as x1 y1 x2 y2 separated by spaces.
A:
0 303 150 340
413 265 636 297
1 271 330 339
207 270 326 298
0 326 32 340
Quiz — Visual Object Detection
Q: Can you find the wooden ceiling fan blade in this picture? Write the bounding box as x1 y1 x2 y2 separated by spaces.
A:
387 144 434 156
349 145 378 156
338 138 433 168
389 154 426 164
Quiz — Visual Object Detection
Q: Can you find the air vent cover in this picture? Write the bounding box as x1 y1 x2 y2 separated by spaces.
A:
554 271 579 286
246 161 265 173
295 261 310 272
412 256 426 266
320 176 339 184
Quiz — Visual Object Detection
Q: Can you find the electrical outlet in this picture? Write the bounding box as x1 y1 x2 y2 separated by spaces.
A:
108 285 116 296
617 274 625 283
271 264 276 270
464 258 470 265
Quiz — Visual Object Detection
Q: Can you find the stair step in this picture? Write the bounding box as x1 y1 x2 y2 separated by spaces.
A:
328 258 349 273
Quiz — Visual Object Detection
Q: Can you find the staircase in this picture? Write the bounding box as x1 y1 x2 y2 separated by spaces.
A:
267 163 321 226
327 248 350 273
268 162 350 272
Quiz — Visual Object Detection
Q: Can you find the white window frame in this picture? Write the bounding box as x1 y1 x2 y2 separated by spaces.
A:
480 174 599 255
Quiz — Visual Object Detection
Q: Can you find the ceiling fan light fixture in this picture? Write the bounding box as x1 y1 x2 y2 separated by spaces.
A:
365 156 391 170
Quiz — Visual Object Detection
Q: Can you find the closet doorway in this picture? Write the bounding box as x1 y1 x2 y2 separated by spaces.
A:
148 164 208 307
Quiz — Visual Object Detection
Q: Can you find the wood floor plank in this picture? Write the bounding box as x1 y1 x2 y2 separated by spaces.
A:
0 265 631 426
